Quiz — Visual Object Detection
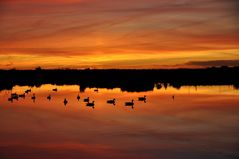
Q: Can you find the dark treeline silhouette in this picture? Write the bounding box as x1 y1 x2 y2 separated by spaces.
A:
0 67 239 92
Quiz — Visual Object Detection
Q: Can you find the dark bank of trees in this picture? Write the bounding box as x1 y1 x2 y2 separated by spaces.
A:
0 67 239 92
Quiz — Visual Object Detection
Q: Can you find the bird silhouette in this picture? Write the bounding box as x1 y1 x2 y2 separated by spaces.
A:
11 93 19 100
83 97 90 102
19 93 26 99
63 98 68 106
107 98 116 105
25 89 31 94
52 88 57 92
138 95 146 102
8 97 13 102
31 94 36 102
86 101 95 109
77 94 80 101
47 95 51 101
125 100 134 109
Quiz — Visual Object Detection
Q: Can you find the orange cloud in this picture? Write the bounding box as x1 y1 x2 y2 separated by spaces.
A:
0 0 238 69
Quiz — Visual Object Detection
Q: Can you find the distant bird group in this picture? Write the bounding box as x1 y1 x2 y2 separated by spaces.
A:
8 87 153 109
8 89 37 103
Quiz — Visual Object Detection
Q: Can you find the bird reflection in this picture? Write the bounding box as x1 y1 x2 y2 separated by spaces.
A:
172 95 175 100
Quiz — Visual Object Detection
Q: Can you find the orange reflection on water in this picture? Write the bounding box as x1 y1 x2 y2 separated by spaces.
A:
0 85 239 159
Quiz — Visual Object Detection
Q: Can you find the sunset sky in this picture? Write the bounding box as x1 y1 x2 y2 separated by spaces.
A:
0 0 238 69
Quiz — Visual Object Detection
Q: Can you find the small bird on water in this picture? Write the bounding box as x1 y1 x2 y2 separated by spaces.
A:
63 98 68 105
77 94 80 101
47 95 51 101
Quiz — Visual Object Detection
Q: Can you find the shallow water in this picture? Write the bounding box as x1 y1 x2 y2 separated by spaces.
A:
0 85 238 159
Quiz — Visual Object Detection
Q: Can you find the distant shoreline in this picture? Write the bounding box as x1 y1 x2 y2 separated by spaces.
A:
0 67 239 92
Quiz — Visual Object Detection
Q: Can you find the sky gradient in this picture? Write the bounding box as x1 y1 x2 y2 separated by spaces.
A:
0 0 239 69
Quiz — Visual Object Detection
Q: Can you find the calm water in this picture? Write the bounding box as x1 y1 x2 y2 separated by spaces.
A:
0 85 239 159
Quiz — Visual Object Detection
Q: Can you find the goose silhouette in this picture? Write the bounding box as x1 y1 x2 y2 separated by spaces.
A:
25 89 31 94
138 95 146 102
77 94 80 101
11 93 18 97
31 94 36 102
107 99 116 105
8 97 13 102
63 98 68 105
19 93 26 98
11 93 19 100
52 88 57 92
125 100 134 109
47 95 51 101
84 97 90 102
86 101 95 108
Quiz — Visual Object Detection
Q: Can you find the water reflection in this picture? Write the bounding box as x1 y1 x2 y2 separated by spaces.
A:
0 84 238 159
5 85 151 109
4 84 239 109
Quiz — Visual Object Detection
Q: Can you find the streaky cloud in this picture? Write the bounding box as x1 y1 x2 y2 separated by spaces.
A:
186 60 239 67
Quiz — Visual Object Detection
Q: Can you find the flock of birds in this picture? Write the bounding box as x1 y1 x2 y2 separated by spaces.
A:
8 88 148 109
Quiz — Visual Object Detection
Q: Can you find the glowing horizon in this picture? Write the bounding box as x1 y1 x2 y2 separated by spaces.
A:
0 0 239 69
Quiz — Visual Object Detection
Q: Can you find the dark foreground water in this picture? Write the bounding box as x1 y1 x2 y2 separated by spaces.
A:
0 85 238 159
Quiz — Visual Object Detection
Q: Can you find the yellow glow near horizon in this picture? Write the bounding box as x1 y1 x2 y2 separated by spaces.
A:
0 0 238 69
1 49 238 69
